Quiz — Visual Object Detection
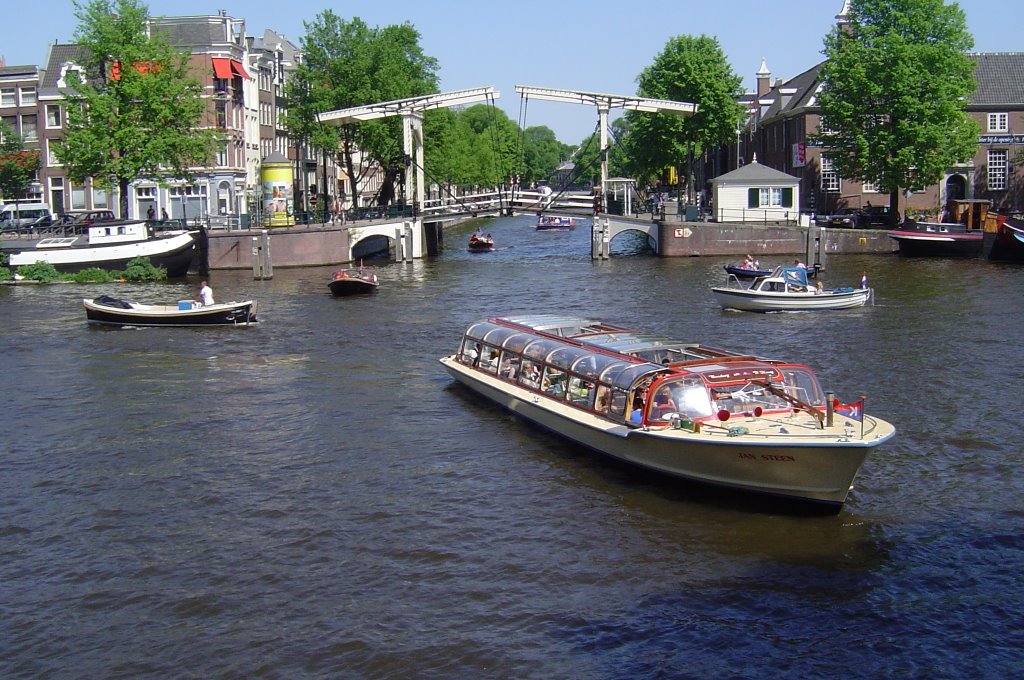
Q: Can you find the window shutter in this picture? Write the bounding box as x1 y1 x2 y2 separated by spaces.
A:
782 187 793 207
748 188 759 208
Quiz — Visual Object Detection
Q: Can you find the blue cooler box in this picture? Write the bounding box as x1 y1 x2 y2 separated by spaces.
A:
178 300 194 310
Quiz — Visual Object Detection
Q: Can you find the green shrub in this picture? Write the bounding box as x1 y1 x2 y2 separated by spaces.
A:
72 267 114 283
0 266 11 281
15 261 63 283
120 257 167 282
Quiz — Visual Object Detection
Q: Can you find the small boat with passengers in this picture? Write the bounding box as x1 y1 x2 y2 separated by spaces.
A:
440 314 895 509
712 266 871 312
468 232 495 252
328 264 379 295
84 295 258 327
536 215 576 230
7 220 198 277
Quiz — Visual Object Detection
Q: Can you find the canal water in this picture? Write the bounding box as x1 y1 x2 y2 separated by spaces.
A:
2 215 1022 678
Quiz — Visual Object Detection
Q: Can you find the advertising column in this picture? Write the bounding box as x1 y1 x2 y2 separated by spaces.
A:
260 152 294 227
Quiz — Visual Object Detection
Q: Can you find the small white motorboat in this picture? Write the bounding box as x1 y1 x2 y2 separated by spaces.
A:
711 267 872 312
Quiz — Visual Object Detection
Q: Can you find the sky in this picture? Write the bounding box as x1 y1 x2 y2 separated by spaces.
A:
3 0 1020 144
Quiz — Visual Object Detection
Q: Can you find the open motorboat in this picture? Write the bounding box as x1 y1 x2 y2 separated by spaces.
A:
328 265 379 295
536 215 576 230
84 295 257 327
8 221 197 277
440 314 895 509
712 267 872 312
468 232 494 252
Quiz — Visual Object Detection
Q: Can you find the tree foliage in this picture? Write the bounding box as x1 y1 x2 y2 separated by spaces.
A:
58 0 218 218
625 34 746 193
286 11 440 206
0 120 39 204
816 0 978 212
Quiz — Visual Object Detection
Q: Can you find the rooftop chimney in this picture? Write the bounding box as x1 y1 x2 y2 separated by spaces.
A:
756 58 771 97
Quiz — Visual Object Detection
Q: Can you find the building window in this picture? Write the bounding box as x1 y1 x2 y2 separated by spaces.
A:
93 186 109 208
71 182 87 209
749 187 794 208
46 104 61 128
216 101 227 129
988 113 1009 133
20 87 37 106
988 149 1008 191
21 114 37 141
216 142 228 167
821 156 840 192
862 181 880 193
0 88 15 107
46 139 62 166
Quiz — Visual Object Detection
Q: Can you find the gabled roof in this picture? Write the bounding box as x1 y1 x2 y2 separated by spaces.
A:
751 52 1024 126
711 159 799 185
39 44 88 94
968 53 1024 106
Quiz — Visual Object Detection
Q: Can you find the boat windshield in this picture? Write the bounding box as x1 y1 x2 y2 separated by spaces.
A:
546 346 592 370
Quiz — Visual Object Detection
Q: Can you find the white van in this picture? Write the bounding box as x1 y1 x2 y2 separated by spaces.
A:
0 203 53 231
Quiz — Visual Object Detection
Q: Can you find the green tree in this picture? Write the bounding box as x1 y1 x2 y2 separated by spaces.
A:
520 126 569 185
58 0 218 218
626 34 745 200
287 11 439 208
0 120 40 209
816 0 978 216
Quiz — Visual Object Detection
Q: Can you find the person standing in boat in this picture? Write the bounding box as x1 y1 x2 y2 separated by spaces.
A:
195 280 214 306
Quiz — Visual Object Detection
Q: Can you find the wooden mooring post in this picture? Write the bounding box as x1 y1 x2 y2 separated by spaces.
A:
252 230 273 279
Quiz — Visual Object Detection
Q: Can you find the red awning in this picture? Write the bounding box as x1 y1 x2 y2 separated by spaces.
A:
230 59 251 80
211 58 233 79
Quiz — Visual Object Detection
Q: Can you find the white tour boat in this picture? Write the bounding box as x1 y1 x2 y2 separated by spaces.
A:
440 314 895 509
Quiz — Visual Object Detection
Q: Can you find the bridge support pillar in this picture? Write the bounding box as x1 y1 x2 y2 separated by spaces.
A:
592 216 610 259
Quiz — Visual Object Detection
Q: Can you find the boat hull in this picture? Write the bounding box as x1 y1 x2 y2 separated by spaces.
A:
10 232 197 277
84 298 257 327
328 279 378 295
711 287 872 312
888 225 984 257
441 356 891 507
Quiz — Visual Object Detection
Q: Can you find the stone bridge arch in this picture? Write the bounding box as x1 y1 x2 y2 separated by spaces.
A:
594 216 660 258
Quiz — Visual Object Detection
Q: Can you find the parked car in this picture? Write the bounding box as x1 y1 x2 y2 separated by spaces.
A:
861 205 897 227
825 208 866 229
54 209 118 232
0 204 53 233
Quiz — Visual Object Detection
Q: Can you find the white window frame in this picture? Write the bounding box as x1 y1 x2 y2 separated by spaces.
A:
988 113 1009 133
821 156 840 193
0 87 15 107
46 139 62 166
45 104 62 129
988 149 1008 191
20 86 37 106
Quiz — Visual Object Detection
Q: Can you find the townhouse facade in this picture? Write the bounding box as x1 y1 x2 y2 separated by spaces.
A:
716 5 1024 220
2 11 368 223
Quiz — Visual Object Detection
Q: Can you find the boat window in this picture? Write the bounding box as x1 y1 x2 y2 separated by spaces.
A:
609 388 628 419
482 326 519 347
659 376 715 419
570 353 619 378
498 352 519 380
598 360 641 385
458 339 483 366
547 346 590 370
500 333 533 354
522 338 561 361
541 367 567 398
519 359 542 388
616 364 665 392
567 375 595 408
479 345 501 374
465 321 501 341
780 367 825 406
594 384 612 414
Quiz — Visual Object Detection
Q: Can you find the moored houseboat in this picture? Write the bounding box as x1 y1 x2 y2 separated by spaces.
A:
440 315 895 509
